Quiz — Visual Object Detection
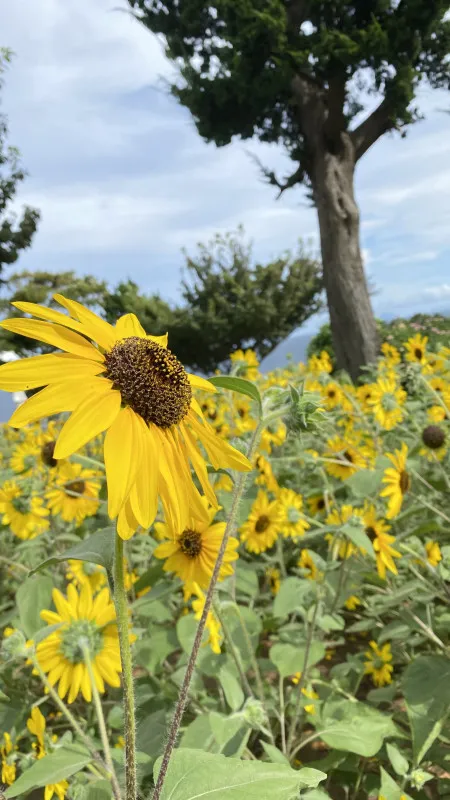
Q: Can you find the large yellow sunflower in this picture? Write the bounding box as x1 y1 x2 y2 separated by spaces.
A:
324 436 366 480
380 442 410 519
240 489 284 554
405 333 428 366
0 481 49 539
45 461 101 525
0 296 250 539
368 377 406 430
358 504 401 579
277 487 310 539
36 582 122 703
153 504 238 590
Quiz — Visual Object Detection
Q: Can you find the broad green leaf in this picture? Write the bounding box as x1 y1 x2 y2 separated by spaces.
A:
318 699 398 757
346 467 383 498
235 564 259 597
317 613 345 632
5 746 91 797
135 628 178 672
260 741 290 766
81 781 113 800
273 577 313 618
219 666 245 711
153 749 326 799
270 641 326 678
403 654 450 764
378 621 411 644
137 709 166 757
386 743 409 776
17 575 53 637
379 767 413 800
177 613 205 653
340 522 375 559
180 715 215 751
208 375 262 413
209 712 247 748
29 527 115 577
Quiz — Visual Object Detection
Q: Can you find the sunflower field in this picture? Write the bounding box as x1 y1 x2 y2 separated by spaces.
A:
1 300 450 800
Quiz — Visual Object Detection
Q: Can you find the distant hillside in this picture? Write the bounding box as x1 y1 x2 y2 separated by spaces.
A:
261 332 312 372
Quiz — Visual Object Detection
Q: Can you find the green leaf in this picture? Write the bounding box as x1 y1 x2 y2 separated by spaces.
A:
16 575 53 637
340 522 375 559
137 709 166 758
208 376 262 413
209 712 247 749
5 746 91 797
273 577 313 618
386 743 409 776
219 666 245 711
29 527 115 577
346 467 383 498
81 781 113 800
270 641 326 678
379 767 413 800
180 715 215 751
318 699 398 757
403 654 450 764
260 741 290 766
153 749 325 799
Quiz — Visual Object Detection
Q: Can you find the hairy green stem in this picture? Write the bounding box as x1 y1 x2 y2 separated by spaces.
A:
152 421 264 800
114 534 137 800
82 643 122 800
286 594 321 757
213 601 254 698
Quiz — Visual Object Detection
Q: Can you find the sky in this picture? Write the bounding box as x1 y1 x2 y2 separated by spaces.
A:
1 0 450 340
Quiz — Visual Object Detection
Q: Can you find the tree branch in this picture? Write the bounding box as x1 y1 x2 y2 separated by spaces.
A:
350 97 394 161
246 151 305 197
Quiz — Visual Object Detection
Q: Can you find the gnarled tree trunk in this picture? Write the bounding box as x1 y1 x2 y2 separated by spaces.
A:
311 135 378 381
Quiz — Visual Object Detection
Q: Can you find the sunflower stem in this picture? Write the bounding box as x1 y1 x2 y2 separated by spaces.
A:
152 421 264 800
81 642 122 800
114 533 137 800
286 591 321 758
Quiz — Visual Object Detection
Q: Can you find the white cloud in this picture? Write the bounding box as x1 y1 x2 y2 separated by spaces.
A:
425 284 450 298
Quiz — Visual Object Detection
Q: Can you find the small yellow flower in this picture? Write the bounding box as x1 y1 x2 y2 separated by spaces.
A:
45 462 101 524
345 595 361 611
0 480 49 539
427 404 447 423
381 342 401 366
380 443 410 519
308 351 332 375
359 504 401 579
307 495 326 515
278 488 310 539
45 779 69 800
302 687 319 714
405 333 428 366
368 377 406 430
154 504 238 589
230 348 259 381
326 505 359 559
240 490 284 554
425 540 442 567
254 453 279 492
66 560 107 593
322 381 344 410
190 583 223 654
324 437 367 480
364 641 393 687
266 566 281 595
298 549 322 581
27 706 46 758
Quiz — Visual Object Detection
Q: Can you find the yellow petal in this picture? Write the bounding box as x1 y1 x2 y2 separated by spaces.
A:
147 333 168 348
53 294 117 351
128 424 159 529
188 374 218 393
104 407 145 519
180 422 218 507
12 301 93 333
0 318 104 361
54 388 121 459
115 313 147 339
0 353 105 391
117 498 140 540
9 377 113 428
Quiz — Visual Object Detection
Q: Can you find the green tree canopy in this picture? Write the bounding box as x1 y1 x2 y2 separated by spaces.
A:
128 0 450 379
0 50 39 280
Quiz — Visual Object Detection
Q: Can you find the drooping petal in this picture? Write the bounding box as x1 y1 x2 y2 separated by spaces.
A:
0 353 105 391
128 424 159 529
54 294 117 351
104 407 145 519
0 318 104 361
54 388 121 460
180 422 218 508
115 313 147 339
117 498 140 540
9 377 113 428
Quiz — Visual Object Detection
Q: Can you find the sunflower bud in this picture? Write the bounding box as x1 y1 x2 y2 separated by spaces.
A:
241 698 267 728
422 425 445 450
1 629 28 659
285 384 325 436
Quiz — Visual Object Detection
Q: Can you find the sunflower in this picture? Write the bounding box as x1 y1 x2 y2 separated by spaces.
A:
0 481 49 539
324 436 367 480
420 424 447 461
277 488 310 539
10 438 40 476
36 582 122 703
45 462 101 525
308 351 332 375
266 566 281 595
326 505 359 559
0 296 251 540
240 490 284 554
44 781 70 800
298 549 322 581
322 381 344 410
66 560 107 593
230 348 259 381
1 732 16 786
307 494 326 515
214 473 234 493
380 342 401 366
364 641 393 687
345 595 361 611
27 706 46 759
254 453 279 492
359 504 401 579
154 504 238 590
368 377 406 430
405 333 428 366
356 383 376 412
190 582 223 654
427 404 447 423
260 422 286 454
429 377 450 409
425 540 442 567
380 443 410 519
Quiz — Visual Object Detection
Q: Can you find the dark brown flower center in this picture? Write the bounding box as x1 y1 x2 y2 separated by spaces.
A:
422 425 445 450
317 498 325 510
365 526 377 541
414 347 423 360
399 470 410 494
41 440 57 467
104 336 192 428
328 389 336 398
179 528 202 558
339 450 354 464
255 515 270 533
65 480 86 496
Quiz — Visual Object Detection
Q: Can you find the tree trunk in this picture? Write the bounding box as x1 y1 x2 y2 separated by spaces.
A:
312 136 378 381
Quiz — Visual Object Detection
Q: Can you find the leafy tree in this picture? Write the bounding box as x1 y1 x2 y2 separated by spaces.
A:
128 0 450 379
0 50 39 280
107 228 322 373
0 270 107 355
